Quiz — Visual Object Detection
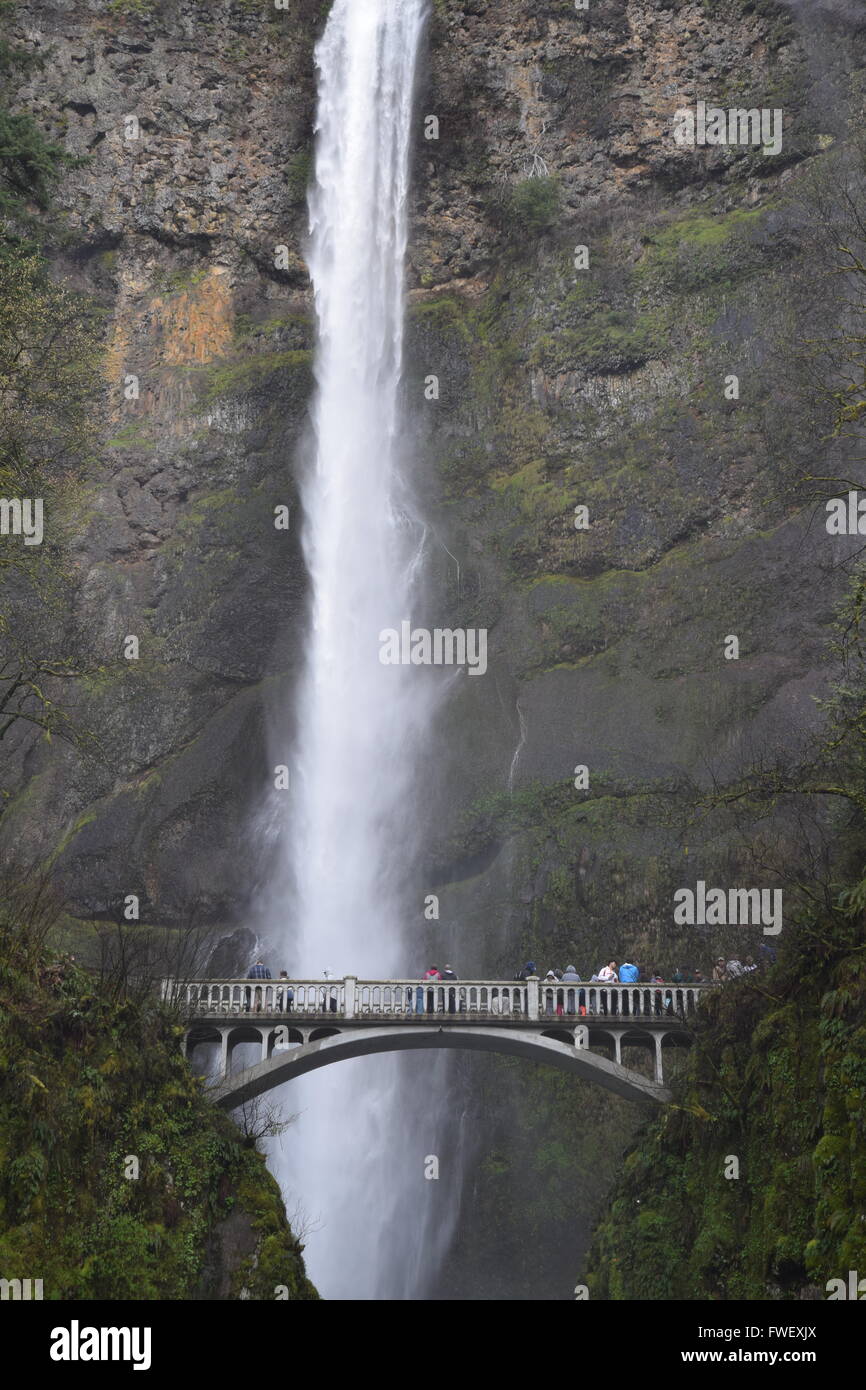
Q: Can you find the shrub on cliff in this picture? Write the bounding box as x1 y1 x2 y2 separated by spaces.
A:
0 884 318 1300
501 176 561 238
584 914 866 1300
0 4 77 239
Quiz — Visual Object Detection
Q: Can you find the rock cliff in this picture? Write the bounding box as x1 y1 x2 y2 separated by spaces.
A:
5 0 866 1298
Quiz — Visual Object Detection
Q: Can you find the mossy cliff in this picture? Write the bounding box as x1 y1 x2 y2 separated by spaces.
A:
584 923 866 1300
0 905 317 1300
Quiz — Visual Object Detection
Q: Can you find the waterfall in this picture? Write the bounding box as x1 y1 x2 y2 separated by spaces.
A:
269 0 432 1300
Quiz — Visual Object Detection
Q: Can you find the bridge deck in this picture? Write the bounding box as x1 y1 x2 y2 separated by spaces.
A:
185 1009 690 1032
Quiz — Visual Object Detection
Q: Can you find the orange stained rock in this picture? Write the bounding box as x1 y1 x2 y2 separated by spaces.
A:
151 265 234 366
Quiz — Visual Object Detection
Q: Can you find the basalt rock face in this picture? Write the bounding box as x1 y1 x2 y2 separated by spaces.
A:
4 0 318 937
412 0 860 962
5 0 866 1299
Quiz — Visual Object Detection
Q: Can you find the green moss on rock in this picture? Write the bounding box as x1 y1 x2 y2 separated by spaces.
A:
0 901 318 1300
200 348 313 403
584 923 866 1299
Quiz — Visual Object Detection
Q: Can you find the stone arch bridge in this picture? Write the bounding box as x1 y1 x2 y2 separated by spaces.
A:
165 977 716 1109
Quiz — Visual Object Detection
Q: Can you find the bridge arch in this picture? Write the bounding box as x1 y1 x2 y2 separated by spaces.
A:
207 1024 674 1110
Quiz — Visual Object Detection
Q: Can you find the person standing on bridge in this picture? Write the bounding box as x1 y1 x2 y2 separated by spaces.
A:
423 965 441 1014
543 969 560 1015
321 969 338 1013
246 958 271 1013
561 964 581 1015
277 970 294 1012
441 964 458 1014
597 960 617 1016
618 959 639 1016
649 968 664 1016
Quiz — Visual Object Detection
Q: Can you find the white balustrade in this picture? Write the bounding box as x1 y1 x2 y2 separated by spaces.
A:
164 977 716 1024
163 978 343 1017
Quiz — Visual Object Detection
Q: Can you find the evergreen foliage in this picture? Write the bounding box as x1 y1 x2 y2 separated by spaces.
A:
0 887 318 1300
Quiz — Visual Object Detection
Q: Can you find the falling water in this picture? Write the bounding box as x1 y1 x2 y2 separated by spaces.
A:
271 0 432 1299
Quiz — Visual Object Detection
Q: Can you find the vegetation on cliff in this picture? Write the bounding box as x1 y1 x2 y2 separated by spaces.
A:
0 1 75 235
584 914 866 1299
0 886 318 1299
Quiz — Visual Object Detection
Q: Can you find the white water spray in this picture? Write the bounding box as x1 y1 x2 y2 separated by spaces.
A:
272 0 432 1299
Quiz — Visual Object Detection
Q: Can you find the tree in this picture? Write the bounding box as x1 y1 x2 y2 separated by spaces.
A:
0 3 77 237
